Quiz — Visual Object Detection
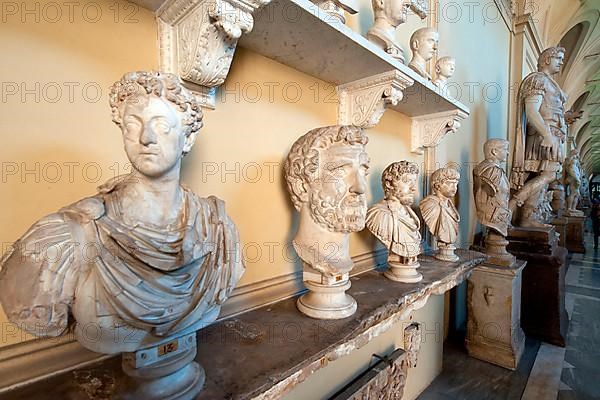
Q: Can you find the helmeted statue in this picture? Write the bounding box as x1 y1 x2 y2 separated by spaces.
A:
0 71 244 399
509 46 580 227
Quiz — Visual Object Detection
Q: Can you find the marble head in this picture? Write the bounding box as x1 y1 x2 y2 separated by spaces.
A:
435 56 455 78
410 27 439 60
285 125 370 233
537 46 565 74
109 71 203 179
431 167 460 198
382 161 419 205
483 138 509 162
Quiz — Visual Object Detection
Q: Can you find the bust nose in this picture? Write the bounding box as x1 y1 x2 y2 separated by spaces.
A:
349 171 366 195
139 124 157 145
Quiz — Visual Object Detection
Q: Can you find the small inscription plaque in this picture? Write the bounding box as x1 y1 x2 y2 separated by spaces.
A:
158 339 179 357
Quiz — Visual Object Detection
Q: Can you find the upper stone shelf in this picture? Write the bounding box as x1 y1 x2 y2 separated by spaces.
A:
239 0 470 118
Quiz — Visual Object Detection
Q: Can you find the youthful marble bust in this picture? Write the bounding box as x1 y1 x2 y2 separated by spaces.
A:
367 0 427 63
433 56 456 91
284 125 370 319
408 27 439 79
420 167 460 261
0 71 245 354
366 161 423 282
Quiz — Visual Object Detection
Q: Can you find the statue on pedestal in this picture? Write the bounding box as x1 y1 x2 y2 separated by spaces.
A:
408 27 439 80
564 148 584 216
473 139 515 266
284 125 370 319
420 167 460 261
509 46 580 227
366 161 423 282
433 56 455 92
367 0 427 63
0 71 244 400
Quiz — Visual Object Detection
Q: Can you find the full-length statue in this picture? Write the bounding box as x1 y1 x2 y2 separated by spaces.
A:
366 161 423 282
509 47 580 227
284 125 370 319
564 148 584 216
367 0 427 63
473 139 515 266
420 167 460 261
0 71 244 399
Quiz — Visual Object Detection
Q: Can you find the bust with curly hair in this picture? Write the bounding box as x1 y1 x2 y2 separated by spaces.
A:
284 125 370 319
366 161 423 282
419 167 461 261
0 71 244 398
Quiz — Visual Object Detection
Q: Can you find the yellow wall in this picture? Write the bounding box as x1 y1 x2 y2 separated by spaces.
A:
0 0 512 396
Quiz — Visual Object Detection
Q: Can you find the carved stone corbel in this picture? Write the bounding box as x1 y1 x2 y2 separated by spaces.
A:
403 322 421 368
337 71 414 128
410 109 468 154
158 0 271 108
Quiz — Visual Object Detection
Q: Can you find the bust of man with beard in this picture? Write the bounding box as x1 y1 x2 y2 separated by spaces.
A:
284 125 370 319
367 161 423 283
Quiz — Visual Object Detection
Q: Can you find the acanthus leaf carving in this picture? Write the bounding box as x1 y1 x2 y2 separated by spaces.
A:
158 0 271 108
410 109 468 154
337 71 414 128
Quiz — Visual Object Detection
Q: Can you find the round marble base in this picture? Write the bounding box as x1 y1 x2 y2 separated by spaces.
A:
122 343 205 400
385 260 423 283
297 279 357 320
435 243 459 262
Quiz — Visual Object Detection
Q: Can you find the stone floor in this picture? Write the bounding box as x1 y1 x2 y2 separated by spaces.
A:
419 233 600 400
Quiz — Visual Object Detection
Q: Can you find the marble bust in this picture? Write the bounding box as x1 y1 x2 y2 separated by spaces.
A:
433 56 455 92
473 139 515 266
420 167 460 261
509 47 579 227
284 125 370 319
367 0 427 63
367 161 423 282
408 27 439 80
0 71 244 399
564 148 584 216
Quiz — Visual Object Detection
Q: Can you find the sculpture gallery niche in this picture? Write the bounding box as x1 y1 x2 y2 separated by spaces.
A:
366 161 423 283
284 125 370 319
0 71 245 400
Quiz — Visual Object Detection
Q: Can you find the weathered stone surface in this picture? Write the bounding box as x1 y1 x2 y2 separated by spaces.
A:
466 260 526 370
507 228 569 347
329 348 408 400
0 250 485 400
564 215 586 254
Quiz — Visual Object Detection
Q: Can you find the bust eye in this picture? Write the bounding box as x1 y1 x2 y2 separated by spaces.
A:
152 119 171 134
124 119 141 134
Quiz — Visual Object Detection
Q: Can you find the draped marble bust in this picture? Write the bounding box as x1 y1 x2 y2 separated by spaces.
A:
420 167 460 261
0 71 244 355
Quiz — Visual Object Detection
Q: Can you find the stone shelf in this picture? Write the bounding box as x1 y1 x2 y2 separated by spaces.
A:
2 250 485 400
239 0 470 118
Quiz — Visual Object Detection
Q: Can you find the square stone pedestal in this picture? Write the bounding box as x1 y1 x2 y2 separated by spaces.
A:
551 217 567 248
466 260 526 370
564 215 586 253
507 226 569 347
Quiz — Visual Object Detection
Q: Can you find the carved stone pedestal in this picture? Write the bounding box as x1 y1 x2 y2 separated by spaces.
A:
122 333 204 400
552 216 567 248
466 260 526 370
298 271 357 319
385 259 422 283
435 242 459 262
506 226 569 346
484 231 516 267
565 215 586 253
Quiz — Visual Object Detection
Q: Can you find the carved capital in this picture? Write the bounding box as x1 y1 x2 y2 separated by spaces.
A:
158 0 270 107
337 71 414 128
411 110 468 154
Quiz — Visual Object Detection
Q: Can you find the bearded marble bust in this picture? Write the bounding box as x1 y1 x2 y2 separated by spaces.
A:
0 72 244 397
366 161 423 282
284 125 369 319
